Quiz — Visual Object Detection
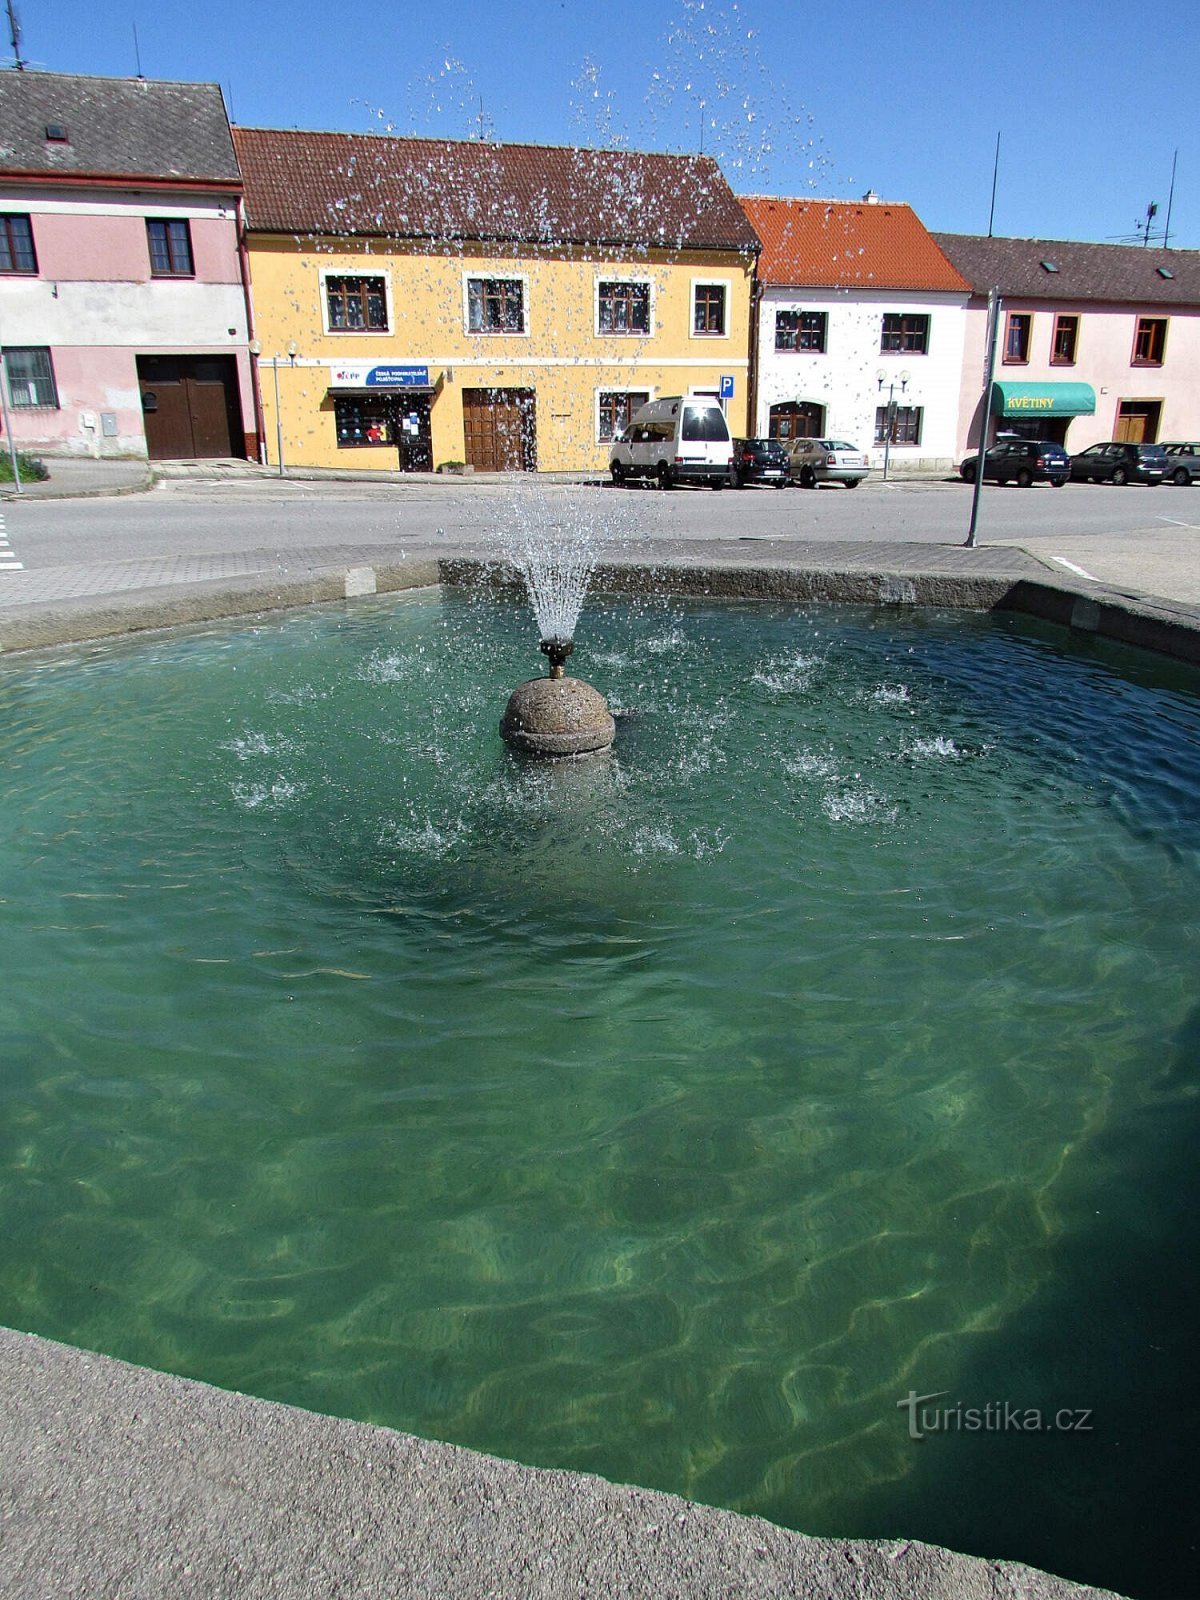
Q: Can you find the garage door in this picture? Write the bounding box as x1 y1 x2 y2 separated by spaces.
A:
138 355 245 460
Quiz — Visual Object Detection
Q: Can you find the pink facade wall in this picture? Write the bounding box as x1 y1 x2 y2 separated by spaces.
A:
30 210 241 285
955 297 1200 454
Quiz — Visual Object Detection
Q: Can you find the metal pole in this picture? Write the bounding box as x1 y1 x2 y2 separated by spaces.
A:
0 344 23 493
965 287 1001 549
272 357 284 477
882 386 893 482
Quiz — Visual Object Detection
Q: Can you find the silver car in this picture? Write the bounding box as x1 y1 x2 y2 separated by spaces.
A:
787 437 869 488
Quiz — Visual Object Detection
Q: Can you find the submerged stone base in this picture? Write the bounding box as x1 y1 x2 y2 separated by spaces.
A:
500 673 616 757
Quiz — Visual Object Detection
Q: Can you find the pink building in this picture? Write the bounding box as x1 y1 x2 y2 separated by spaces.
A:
0 72 257 460
935 233 1200 457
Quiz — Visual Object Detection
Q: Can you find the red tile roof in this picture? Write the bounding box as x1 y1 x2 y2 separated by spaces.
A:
740 196 970 292
233 127 760 254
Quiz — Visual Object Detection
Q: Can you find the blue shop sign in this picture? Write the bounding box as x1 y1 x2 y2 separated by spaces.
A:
365 365 430 388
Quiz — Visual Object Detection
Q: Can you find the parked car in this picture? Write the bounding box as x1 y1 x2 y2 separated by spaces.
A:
609 395 734 489
958 438 1070 487
787 438 869 488
1069 442 1168 485
1161 442 1200 485
732 437 789 487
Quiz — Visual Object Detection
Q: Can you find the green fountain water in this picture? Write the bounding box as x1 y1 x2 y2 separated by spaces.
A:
1 589 1196 1597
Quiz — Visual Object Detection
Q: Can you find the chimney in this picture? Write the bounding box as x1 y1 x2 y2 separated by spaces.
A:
862 189 880 204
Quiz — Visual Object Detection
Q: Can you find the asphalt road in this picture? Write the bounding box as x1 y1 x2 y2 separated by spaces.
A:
2 473 1197 604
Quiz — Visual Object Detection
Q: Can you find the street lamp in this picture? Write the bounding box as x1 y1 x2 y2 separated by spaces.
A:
875 368 911 482
267 341 298 478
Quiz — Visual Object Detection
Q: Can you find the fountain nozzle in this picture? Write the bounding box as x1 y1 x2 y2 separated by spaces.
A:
539 636 574 680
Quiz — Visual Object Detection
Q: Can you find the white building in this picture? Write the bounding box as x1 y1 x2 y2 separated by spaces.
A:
740 195 971 475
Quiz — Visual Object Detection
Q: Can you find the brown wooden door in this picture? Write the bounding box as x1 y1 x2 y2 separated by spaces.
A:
768 400 825 441
138 355 245 459
461 388 537 472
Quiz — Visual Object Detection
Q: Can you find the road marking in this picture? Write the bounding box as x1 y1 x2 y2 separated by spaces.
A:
1051 556 1098 581
0 511 22 571
1156 516 1198 530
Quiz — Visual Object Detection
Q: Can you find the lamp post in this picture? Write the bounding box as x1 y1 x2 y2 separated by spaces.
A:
0 345 22 493
269 341 298 478
875 368 910 482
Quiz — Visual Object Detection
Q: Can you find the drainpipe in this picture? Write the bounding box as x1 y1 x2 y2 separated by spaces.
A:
236 195 268 464
747 250 762 436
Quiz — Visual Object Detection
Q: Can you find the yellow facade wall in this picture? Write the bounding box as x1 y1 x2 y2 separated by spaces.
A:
245 236 754 472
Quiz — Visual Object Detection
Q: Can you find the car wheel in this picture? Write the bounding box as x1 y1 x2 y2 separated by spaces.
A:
656 463 673 491
711 476 726 490
960 462 976 483
1110 466 1128 486
1016 468 1034 488
844 478 863 489
773 478 787 488
610 462 625 486
1050 476 1066 488
800 467 817 489
1173 467 1190 486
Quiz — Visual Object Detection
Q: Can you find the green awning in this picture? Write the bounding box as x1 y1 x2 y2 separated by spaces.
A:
990 382 1096 418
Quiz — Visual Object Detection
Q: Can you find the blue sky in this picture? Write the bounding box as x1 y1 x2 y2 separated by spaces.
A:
23 0 1199 247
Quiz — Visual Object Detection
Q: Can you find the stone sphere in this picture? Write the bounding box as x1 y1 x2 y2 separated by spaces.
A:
500 674 616 758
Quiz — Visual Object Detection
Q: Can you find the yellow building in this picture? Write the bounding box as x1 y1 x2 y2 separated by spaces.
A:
232 129 759 474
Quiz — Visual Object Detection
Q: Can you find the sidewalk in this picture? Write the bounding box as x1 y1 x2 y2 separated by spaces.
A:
0 453 152 499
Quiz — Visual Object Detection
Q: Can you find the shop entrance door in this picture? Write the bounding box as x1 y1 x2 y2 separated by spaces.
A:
1114 400 1161 444
388 396 433 471
768 400 825 441
462 388 537 472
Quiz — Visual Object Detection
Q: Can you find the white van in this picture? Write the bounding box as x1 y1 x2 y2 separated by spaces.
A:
609 394 734 489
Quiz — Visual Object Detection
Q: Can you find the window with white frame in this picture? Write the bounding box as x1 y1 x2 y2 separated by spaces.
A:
466 276 526 334
324 274 389 333
597 389 650 442
3 346 58 407
597 280 651 335
691 279 728 337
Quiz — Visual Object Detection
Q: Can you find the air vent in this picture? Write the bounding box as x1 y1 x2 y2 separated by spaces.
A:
1157 266 1175 280
44 122 69 142
1040 259 1059 273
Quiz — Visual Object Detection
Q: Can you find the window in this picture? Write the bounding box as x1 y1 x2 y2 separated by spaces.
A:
692 281 727 336
466 277 525 334
334 397 395 448
1004 312 1032 364
775 310 827 353
880 313 929 354
3 346 58 407
875 404 922 446
598 390 649 442
326 275 388 332
1132 317 1167 365
0 215 36 274
1051 314 1079 365
598 281 650 335
146 219 194 276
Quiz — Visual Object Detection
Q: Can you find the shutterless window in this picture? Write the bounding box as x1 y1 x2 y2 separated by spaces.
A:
1132 317 1167 365
467 278 525 333
334 396 393 447
1004 312 1032 363
146 219 194 276
880 314 929 354
1051 314 1079 365
775 310 826 352
4 346 58 407
327 276 388 332
0 215 36 274
598 282 650 335
598 390 650 441
875 404 922 446
693 283 726 336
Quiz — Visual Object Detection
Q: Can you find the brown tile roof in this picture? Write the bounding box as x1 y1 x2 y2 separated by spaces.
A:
232 128 760 254
933 233 1200 306
739 196 969 292
0 72 239 184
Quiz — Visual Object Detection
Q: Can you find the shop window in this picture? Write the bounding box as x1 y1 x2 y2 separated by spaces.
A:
598 281 650 335
692 281 727 336
3 346 58 407
334 396 393 447
598 390 650 442
466 277 526 334
1051 315 1079 365
875 404 922 446
146 219 194 276
775 310 827 353
326 276 388 332
1004 312 1032 364
1132 317 1167 366
0 215 37 274
880 313 929 354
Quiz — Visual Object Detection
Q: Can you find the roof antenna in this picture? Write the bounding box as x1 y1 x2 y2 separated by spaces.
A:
6 0 26 70
986 130 1000 236
1162 148 1178 250
132 20 143 78
1136 200 1158 247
